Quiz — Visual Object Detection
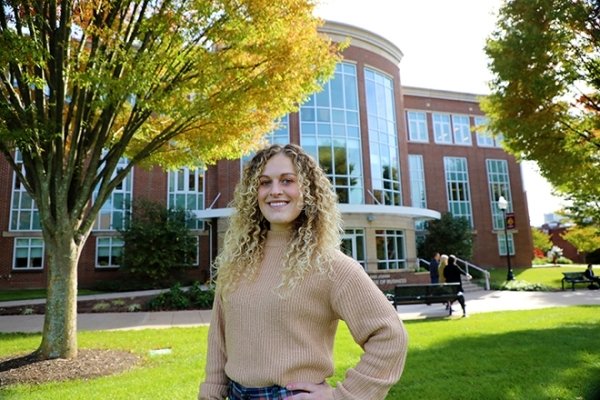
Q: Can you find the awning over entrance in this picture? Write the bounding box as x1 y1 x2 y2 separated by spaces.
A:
193 204 440 221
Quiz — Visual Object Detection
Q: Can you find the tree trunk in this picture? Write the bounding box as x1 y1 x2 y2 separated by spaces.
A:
37 232 82 359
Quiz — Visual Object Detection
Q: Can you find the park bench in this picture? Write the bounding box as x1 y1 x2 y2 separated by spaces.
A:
561 272 592 291
391 282 464 316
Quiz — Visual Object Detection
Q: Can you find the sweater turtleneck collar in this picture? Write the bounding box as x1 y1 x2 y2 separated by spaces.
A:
265 230 292 247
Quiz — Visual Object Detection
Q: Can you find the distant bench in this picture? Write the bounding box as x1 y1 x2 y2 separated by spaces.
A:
391 283 464 316
561 272 592 291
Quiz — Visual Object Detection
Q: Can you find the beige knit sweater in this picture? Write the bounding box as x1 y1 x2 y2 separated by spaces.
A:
199 230 408 400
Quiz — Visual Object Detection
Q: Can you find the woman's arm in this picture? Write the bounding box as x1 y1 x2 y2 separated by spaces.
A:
330 259 409 400
198 292 229 400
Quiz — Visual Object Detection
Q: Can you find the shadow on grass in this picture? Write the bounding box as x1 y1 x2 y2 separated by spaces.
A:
385 321 600 400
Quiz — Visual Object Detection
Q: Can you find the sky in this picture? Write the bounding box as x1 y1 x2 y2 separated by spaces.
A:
314 0 567 226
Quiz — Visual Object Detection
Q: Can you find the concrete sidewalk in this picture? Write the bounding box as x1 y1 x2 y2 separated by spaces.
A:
1 289 599 333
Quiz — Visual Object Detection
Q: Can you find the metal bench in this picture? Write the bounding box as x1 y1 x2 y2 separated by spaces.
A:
392 283 464 316
561 272 592 291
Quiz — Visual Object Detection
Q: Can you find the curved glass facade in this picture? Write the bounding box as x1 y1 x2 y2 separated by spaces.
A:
300 62 364 204
365 67 402 206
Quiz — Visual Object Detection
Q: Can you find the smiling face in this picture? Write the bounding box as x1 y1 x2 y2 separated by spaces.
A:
257 153 304 231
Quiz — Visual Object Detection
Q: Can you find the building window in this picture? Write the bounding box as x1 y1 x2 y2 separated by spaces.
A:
486 159 512 230
408 154 427 209
13 238 44 270
433 113 452 144
168 168 205 230
408 154 427 230
96 236 123 268
434 113 474 146
375 230 406 270
300 62 364 204
497 232 515 256
10 151 41 231
241 115 291 166
406 110 428 142
475 116 503 148
341 228 366 269
93 157 132 231
444 157 473 226
365 67 401 206
268 115 290 145
452 114 472 145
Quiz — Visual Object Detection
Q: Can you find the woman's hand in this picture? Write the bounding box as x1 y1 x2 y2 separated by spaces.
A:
286 382 334 399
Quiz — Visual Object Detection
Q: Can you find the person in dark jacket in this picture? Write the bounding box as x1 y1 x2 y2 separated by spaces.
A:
429 252 441 284
443 255 471 317
584 264 600 289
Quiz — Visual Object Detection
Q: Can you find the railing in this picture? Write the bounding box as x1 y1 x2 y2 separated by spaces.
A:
418 257 490 290
455 257 490 290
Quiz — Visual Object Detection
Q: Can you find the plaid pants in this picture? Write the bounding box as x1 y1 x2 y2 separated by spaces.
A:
228 380 305 400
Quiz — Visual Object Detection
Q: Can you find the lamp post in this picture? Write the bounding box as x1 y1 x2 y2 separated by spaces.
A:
498 196 514 281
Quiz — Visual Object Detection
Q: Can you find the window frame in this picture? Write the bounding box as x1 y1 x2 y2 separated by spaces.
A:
13 237 45 270
406 110 429 142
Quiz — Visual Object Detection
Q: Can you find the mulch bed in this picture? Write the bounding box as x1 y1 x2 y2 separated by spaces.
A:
0 295 157 316
0 349 141 387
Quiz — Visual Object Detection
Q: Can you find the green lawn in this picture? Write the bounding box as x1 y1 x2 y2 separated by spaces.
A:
488 264 592 290
0 289 99 302
1 306 599 399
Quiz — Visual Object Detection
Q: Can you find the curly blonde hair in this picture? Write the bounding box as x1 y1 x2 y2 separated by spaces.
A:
214 144 342 296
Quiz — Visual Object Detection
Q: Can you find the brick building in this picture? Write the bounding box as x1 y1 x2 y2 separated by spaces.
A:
0 21 533 290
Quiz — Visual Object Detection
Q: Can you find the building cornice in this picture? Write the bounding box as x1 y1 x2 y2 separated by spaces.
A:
402 86 487 102
320 20 403 66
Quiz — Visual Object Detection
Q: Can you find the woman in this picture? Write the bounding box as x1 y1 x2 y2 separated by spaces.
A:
199 144 408 400
442 255 471 317
438 254 449 283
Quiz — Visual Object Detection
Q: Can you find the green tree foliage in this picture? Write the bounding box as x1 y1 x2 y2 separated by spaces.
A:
483 0 600 225
531 227 553 253
561 225 600 255
418 212 473 260
120 200 197 287
0 0 339 359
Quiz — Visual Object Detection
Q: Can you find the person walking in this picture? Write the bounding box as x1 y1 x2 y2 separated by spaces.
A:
429 252 441 284
442 255 471 317
199 144 408 400
427 252 441 309
438 254 449 283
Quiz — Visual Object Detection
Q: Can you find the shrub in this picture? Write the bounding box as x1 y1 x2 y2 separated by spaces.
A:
492 279 552 291
120 200 198 287
148 283 190 311
127 303 142 312
187 282 215 308
92 302 111 312
555 256 573 264
417 212 473 260
532 257 548 266
147 281 214 311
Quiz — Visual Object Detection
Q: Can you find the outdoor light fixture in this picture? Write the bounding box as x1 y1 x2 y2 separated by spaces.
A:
498 196 515 281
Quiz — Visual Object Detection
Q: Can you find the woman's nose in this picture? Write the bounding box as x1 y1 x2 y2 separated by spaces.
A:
270 181 283 195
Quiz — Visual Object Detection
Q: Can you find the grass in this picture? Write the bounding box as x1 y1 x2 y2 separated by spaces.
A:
488 264 592 290
0 289 99 302
1 306 599 399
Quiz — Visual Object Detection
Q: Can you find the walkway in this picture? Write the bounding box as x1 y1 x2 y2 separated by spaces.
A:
1 289 599 333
